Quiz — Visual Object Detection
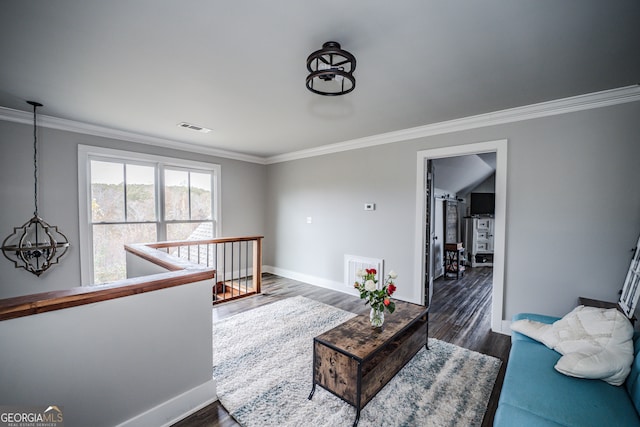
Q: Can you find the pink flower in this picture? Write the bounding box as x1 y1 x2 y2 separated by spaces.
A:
383 298 390 306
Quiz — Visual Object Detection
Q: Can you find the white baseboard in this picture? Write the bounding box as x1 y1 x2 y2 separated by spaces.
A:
263 265 359 298
116 379 217 427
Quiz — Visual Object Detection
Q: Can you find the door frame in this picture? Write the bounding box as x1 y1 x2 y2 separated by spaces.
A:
414 139 508 334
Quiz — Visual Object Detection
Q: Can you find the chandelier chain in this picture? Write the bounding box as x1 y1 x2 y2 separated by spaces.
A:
33 103 38 216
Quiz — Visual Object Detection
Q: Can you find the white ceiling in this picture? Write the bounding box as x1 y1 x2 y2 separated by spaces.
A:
434 153 495 196
1 1 639 159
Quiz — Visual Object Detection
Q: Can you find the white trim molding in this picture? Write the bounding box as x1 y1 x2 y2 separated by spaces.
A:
0 106 265 164
414 139 508 334
263 265 358 298
266 84 640 164
1 85 638 165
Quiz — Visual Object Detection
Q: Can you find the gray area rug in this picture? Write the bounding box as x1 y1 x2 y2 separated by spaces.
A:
212 296 501 427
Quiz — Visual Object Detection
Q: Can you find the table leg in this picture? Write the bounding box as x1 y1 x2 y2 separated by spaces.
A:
308 383 316 400
309 341 317 400
353 408 360 427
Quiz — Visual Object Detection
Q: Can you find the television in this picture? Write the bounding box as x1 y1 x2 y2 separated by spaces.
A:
470 192 495 216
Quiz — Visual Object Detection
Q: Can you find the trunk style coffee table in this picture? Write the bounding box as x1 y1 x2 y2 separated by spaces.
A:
308 301 428 427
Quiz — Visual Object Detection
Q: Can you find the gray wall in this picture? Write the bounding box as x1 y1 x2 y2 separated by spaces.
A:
2 100 639 320
265 143 418 299
265 101 640 320
0 120 266 298
0 278 214 427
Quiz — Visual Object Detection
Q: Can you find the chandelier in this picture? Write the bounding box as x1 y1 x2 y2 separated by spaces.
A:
1 101 70 276
306 41 356 96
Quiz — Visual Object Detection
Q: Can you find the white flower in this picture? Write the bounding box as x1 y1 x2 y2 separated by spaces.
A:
388 270 398 279
364 280 376 292
356 269 365 278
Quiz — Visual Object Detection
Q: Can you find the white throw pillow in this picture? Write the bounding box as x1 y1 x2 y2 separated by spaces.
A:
511 305 634 386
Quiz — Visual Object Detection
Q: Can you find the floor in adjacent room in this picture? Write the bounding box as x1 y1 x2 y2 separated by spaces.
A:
173 267 511 427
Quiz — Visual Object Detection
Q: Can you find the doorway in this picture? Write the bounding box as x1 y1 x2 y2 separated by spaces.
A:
414 140 508 334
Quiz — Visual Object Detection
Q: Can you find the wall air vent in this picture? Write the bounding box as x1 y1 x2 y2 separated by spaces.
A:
177 122 212 133
344 254 384 288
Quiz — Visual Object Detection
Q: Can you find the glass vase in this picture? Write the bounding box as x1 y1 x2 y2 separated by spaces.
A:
370 307 385 329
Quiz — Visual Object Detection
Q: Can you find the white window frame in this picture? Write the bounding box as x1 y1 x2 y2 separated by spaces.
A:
78 145 222 286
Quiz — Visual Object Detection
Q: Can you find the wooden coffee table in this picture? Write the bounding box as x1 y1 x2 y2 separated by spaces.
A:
308 301 428 426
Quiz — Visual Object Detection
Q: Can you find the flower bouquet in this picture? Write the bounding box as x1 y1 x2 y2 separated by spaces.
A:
353 268 397 328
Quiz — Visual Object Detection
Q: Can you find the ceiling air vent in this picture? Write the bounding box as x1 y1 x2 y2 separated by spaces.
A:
177 122 212 133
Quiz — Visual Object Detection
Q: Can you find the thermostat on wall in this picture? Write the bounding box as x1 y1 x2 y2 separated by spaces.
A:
364 203 375 211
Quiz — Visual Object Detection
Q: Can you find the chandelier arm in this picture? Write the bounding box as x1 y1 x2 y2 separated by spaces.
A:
331 58 355 68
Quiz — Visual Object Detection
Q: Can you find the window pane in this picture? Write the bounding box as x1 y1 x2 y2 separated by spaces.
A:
92 223 157 284
126 164 156 221
165 169 189 220
166 222 214 241
190 172 212 220
91 161 124 222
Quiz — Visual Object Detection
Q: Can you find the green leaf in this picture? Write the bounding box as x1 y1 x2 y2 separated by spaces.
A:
387 301 396 314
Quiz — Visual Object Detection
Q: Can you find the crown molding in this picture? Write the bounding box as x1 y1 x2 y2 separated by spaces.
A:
265 84 640 164
0 107 266 165
2 85 638 166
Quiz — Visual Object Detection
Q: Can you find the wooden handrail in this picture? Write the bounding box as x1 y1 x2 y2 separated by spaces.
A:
146 235 264 248
137 236 264 294
0 268 215 321
0 235 263 321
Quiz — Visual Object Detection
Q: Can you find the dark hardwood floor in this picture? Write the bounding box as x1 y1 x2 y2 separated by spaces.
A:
172 267 511 427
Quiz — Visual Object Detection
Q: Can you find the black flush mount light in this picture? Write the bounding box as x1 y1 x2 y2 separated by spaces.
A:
306 41 356 96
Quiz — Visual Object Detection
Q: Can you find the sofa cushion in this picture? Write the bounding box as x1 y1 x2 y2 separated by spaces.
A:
499 338 640 426
494 402 566 426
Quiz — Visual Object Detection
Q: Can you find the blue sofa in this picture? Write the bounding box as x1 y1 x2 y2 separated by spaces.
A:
494 313 640 426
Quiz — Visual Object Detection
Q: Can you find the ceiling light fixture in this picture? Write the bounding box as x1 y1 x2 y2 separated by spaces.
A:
1 101 70 276
306 41 356 96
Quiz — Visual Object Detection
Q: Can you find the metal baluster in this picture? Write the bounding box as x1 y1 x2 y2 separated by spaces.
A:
245 240 249 294
231 242 234 297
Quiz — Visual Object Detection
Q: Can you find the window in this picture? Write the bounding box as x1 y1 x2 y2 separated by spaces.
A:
164 168 213 241
79 146 221 285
